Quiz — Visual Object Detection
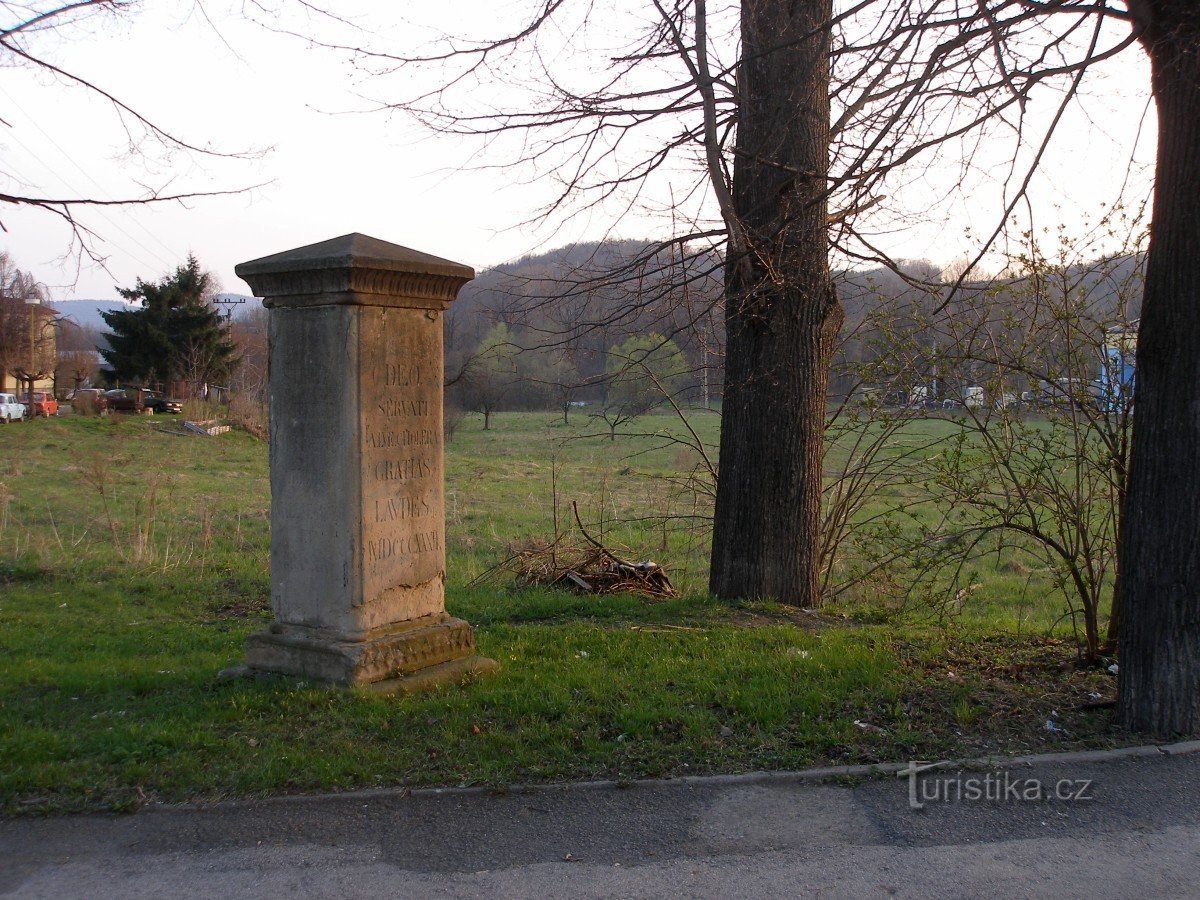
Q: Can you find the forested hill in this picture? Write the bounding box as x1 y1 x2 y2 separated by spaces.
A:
443 237 1143 407
451 238 1143 357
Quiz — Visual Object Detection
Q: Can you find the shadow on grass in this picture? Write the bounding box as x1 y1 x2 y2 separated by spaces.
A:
0 560 51 586
449 584 837 630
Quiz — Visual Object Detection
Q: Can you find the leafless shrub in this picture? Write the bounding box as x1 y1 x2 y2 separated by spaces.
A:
227 392 268 441
875 220 1143 661
444 403 466 442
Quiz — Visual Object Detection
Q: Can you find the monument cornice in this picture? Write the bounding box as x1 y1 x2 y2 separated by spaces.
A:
235 232 475 310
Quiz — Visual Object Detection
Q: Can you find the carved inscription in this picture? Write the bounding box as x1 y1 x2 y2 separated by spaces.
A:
365 426 438 449
358 308 446 597
384 363 422 387
366 530 441 563
365 360 436 525
378 398 429 418
373 493 432 523
372 457 432 484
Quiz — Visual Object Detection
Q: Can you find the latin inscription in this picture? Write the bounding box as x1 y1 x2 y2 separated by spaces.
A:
373 456 433 483
377 397 429 418
365 427 439 449
366 530 441 563
373 493 433 523
383 363 422 388
360 329 444 592
365 363 438 525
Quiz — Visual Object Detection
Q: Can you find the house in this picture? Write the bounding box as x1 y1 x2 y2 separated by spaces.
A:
0 299 57 397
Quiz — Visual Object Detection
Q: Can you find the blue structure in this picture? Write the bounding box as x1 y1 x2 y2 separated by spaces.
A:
1098 323 1137 412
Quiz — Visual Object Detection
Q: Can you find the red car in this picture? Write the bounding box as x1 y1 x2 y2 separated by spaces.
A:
28 391 59 418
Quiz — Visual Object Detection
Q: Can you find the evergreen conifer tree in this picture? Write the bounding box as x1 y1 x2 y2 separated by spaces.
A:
101 256 236 390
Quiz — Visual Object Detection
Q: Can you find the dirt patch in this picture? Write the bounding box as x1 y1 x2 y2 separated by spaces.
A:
209 580 270 619
885 635 1120 755
210 597 270 619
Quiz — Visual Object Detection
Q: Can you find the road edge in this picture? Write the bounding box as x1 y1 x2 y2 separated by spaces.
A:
157 738 1200 812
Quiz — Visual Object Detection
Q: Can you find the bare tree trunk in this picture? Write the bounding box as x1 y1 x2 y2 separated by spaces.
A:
1106 522 1123 653
1117 2 1200 735
710 0 843 605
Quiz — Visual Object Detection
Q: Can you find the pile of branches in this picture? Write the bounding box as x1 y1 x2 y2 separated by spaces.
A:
474 502 676 599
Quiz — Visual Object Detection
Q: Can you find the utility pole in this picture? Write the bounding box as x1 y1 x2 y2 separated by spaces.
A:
212 294 246 333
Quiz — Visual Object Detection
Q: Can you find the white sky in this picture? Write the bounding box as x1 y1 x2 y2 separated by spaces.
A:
0 2 1157 302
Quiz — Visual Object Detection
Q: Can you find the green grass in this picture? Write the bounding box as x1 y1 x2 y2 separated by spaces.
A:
0 411 1123 813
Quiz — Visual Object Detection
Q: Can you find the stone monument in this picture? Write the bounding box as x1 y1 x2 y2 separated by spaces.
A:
231 233 497 691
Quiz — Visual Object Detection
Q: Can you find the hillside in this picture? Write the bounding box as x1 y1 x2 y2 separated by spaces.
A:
49 299 133 332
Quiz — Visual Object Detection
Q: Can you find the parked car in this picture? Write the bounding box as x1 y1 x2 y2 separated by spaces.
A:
103 388 184 414
0 392 27 423
144 391 183 414
27 390 59 418
104 388 149 413
70 388 109 415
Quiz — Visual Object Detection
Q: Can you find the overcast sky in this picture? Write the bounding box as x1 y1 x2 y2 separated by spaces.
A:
1 2 1157 302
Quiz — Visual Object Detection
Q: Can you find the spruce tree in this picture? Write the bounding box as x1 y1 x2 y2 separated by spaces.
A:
101 256 236 390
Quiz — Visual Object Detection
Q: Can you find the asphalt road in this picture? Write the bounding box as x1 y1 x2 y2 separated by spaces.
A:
3 749 1198 898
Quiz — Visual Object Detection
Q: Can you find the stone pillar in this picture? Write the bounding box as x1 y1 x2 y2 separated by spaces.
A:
232 233 497 691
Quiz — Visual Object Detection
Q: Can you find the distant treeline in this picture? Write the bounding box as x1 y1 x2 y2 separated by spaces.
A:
443 238 1145 412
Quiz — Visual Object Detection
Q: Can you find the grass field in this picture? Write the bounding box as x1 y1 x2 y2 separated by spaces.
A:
0 409 1122 812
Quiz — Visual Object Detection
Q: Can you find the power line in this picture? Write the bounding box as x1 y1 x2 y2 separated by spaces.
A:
0 85 184 274
0 82 184 262
0 126 174 275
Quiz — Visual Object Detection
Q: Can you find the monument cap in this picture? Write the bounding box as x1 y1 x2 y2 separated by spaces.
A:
236 233 475 310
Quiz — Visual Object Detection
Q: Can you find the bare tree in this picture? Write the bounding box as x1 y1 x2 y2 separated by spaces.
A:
541 347 587 425
1116 0 1200 735
57 348 98 392
228 305 269 434
460 323 521 430
709 0 840 602
1 1 262 264
299 1 1142 603
293 1 1199 732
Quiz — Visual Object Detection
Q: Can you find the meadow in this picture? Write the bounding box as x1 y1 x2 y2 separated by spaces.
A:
0 409 1120 812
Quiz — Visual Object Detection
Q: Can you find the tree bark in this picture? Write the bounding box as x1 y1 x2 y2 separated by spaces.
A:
709 0 843 605
1117 2 1200 735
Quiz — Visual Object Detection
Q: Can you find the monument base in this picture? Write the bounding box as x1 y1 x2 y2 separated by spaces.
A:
358 654 500 695
242 613 493 687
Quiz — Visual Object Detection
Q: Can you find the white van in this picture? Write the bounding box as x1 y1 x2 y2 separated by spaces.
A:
0 393 27 423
